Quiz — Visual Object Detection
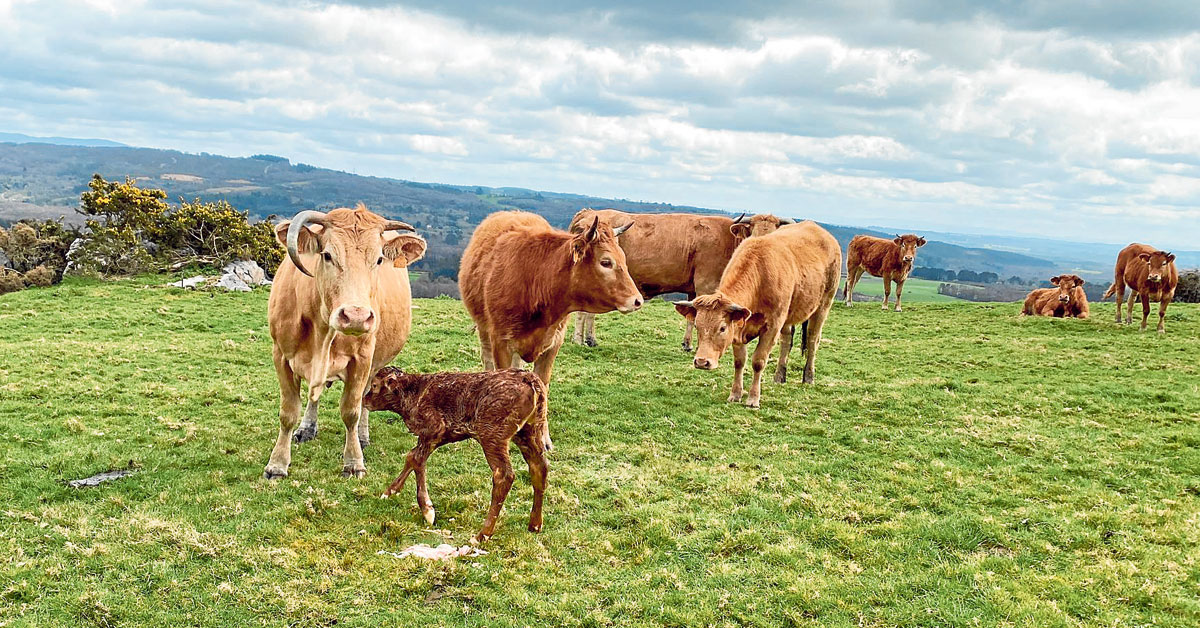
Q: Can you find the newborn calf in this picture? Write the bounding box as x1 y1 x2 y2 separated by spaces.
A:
363 367 551 543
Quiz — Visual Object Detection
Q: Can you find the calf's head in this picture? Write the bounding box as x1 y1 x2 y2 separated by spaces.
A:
362 366 406 411
1138 250 1175 283
568 216 642 314
730 213 794 241
278 206 426 336
674 294 763 370
1049 274 1085 303
893 234 926 264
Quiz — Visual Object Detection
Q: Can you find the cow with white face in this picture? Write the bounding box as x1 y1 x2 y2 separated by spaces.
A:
263 205 426 480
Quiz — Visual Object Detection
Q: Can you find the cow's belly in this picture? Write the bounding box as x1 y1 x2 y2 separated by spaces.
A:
510 318 569 363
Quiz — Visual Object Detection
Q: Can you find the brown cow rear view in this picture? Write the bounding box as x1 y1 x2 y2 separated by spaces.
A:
366 367 550 544
1021 275 1089 318
1103 243 1178 332
674 221 841 408
568 209 793 350
843 234 926 311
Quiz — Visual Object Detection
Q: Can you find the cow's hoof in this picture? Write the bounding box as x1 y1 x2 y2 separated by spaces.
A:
528 521 542 533
727 392 744 403
881 305 889 311
895 307 903 312
341 466 367 479
422 509 436 525
470 534 487 546
293 426 317 443
773 371 787 384
585 338 598 347
681 343 694 353
263 466 288 480
745 398 761 409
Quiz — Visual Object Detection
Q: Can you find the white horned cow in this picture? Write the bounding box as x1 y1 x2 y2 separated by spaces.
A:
263 205 427 480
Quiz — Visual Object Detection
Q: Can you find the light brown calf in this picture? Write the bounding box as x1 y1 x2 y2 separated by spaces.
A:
674 222 841 408
1021 275 1089 318
367 367 550 544
1103 243 1178 332
843 234 926 311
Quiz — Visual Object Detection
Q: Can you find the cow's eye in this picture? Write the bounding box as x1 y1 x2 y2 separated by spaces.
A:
600 259 613 269
377 256 384 265
322 252 332 262
719 325 727 333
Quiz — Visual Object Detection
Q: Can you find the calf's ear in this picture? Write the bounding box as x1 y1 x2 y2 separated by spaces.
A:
275 220 323 252
673 301 696 320
383 232 426 267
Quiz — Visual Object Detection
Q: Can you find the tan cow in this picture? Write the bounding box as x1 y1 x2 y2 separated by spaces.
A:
568 209 792 350
263 206 427 480
459 211 642 385
674 221 841 408
843 234 926 311
1021 275 1089 318
1103 243 1178 332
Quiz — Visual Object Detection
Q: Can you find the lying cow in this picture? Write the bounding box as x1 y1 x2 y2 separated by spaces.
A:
459 211 642 384
1021 275 1089 318
368 367 550 544
568 209 793 350
674 221 841 408
1103 243 1178 332
843 234 926 311
264 206 426 480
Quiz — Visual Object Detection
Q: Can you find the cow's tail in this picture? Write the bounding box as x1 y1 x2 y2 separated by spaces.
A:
527 374 552 452
800 320 809 352
1102 283 1116 300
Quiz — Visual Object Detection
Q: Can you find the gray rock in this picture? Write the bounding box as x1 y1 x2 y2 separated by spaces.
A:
170 275 208 289
64 238 83 272
0 249 9 269
215 273 252 292
222 260 268 286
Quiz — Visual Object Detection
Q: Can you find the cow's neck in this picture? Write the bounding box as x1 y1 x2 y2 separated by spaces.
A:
512 238 576 337
889 247 912 279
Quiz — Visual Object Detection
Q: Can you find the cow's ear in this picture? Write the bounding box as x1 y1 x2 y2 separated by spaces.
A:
1050 275 1061 285
1166 253 1176 263
917 237 927 247
727 304 753 323
1138 253 1151 262
745 312 766 329
275 220 323 252
383 232 426 267
673 302 696 320
893 236 903 246
1074 275 1085 285
730 223 751 239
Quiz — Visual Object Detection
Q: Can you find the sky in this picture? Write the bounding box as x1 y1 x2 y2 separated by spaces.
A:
2 1 1199 247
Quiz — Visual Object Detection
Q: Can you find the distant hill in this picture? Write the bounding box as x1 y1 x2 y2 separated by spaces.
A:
0 141 1060 279
0 132 127 148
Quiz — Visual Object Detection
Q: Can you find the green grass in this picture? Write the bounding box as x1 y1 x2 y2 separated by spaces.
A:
847 277 963 302
1 278 1198 627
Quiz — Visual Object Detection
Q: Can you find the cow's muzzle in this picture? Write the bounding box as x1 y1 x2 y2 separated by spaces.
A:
1149 274 1162 283
617 296 643 314
902 256 914 263
1058 294 1070 303
693 356 717 370
333 306 376 335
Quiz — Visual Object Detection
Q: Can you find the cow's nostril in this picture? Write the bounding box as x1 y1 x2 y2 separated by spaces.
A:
634 297 643 308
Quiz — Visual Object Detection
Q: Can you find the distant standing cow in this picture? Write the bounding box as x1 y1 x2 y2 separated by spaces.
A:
1021 275 1089 318
568 209 793 351
264 206 426 480
459 211 642 385
1103 243 1177 332
843 234 926 311
674 221 841 408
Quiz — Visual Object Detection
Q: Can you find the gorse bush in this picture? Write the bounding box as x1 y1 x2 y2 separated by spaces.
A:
157 198 283 272
0 219 79 277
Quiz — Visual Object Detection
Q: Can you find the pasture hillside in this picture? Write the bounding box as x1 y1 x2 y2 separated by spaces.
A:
1 280 1198 627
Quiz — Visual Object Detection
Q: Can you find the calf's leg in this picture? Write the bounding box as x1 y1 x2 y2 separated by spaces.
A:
1139 293 1150 331
514 425 549 533
746 326 781 408
474 438 516 544
881 276 892 311
894 279 905 312
1158 298 1170 333
728 341 747 402
773 325 794 384
265 350 302 480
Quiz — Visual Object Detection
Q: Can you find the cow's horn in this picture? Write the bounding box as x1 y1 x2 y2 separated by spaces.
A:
613 221 634 236
727 303 749 314
382 220 415 232
286 210 328 277
778 216 795 225
732 212 749 224
674 300 694 307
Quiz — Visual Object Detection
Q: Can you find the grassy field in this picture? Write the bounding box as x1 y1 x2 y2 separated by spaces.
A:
1 278 1198 627
845 277 963 302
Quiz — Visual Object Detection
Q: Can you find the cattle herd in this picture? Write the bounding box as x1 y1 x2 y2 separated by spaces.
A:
261 204 1181 542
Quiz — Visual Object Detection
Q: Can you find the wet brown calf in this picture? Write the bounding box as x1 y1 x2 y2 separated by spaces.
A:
365 367 550 544
1021 274 1089 318
843 234 926 312
1103 243 1178 332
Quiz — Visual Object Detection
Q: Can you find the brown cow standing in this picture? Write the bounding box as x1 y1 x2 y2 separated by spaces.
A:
1021 275 1089 318
1103 243 1178 332
367 367 549 544
459 211 642 385
568 209 793 350
264 206 427 480
674 221 841 408
843 234 926 312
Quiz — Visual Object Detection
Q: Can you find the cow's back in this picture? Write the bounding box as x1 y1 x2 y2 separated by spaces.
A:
460 211 553 323
723 221 841 323
580 211 736 295
848 235 893 274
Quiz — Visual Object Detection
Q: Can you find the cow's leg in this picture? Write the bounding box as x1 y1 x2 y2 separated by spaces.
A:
773 324 795 384
338 361 371 478
843 269 859 306
265 351 303 480
802 305 832 384
1157 298 1170 333
881 276 892 311
584 313 597 347
1112 281 1126 323
532 324 568 386
746 327 781 408
894 280 905 312
490 340 513 371
478 327 496 370
572 312 585 345
514 425 549 533
293 393 320 443
682 318 696 352
473 437 516 544
728 342 747 403
1140 294 1151 331
356 407 370 450
1127 292 1138 326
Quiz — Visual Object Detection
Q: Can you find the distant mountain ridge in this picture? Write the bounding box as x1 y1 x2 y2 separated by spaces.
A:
0 132 127 148
0 141 1061 279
